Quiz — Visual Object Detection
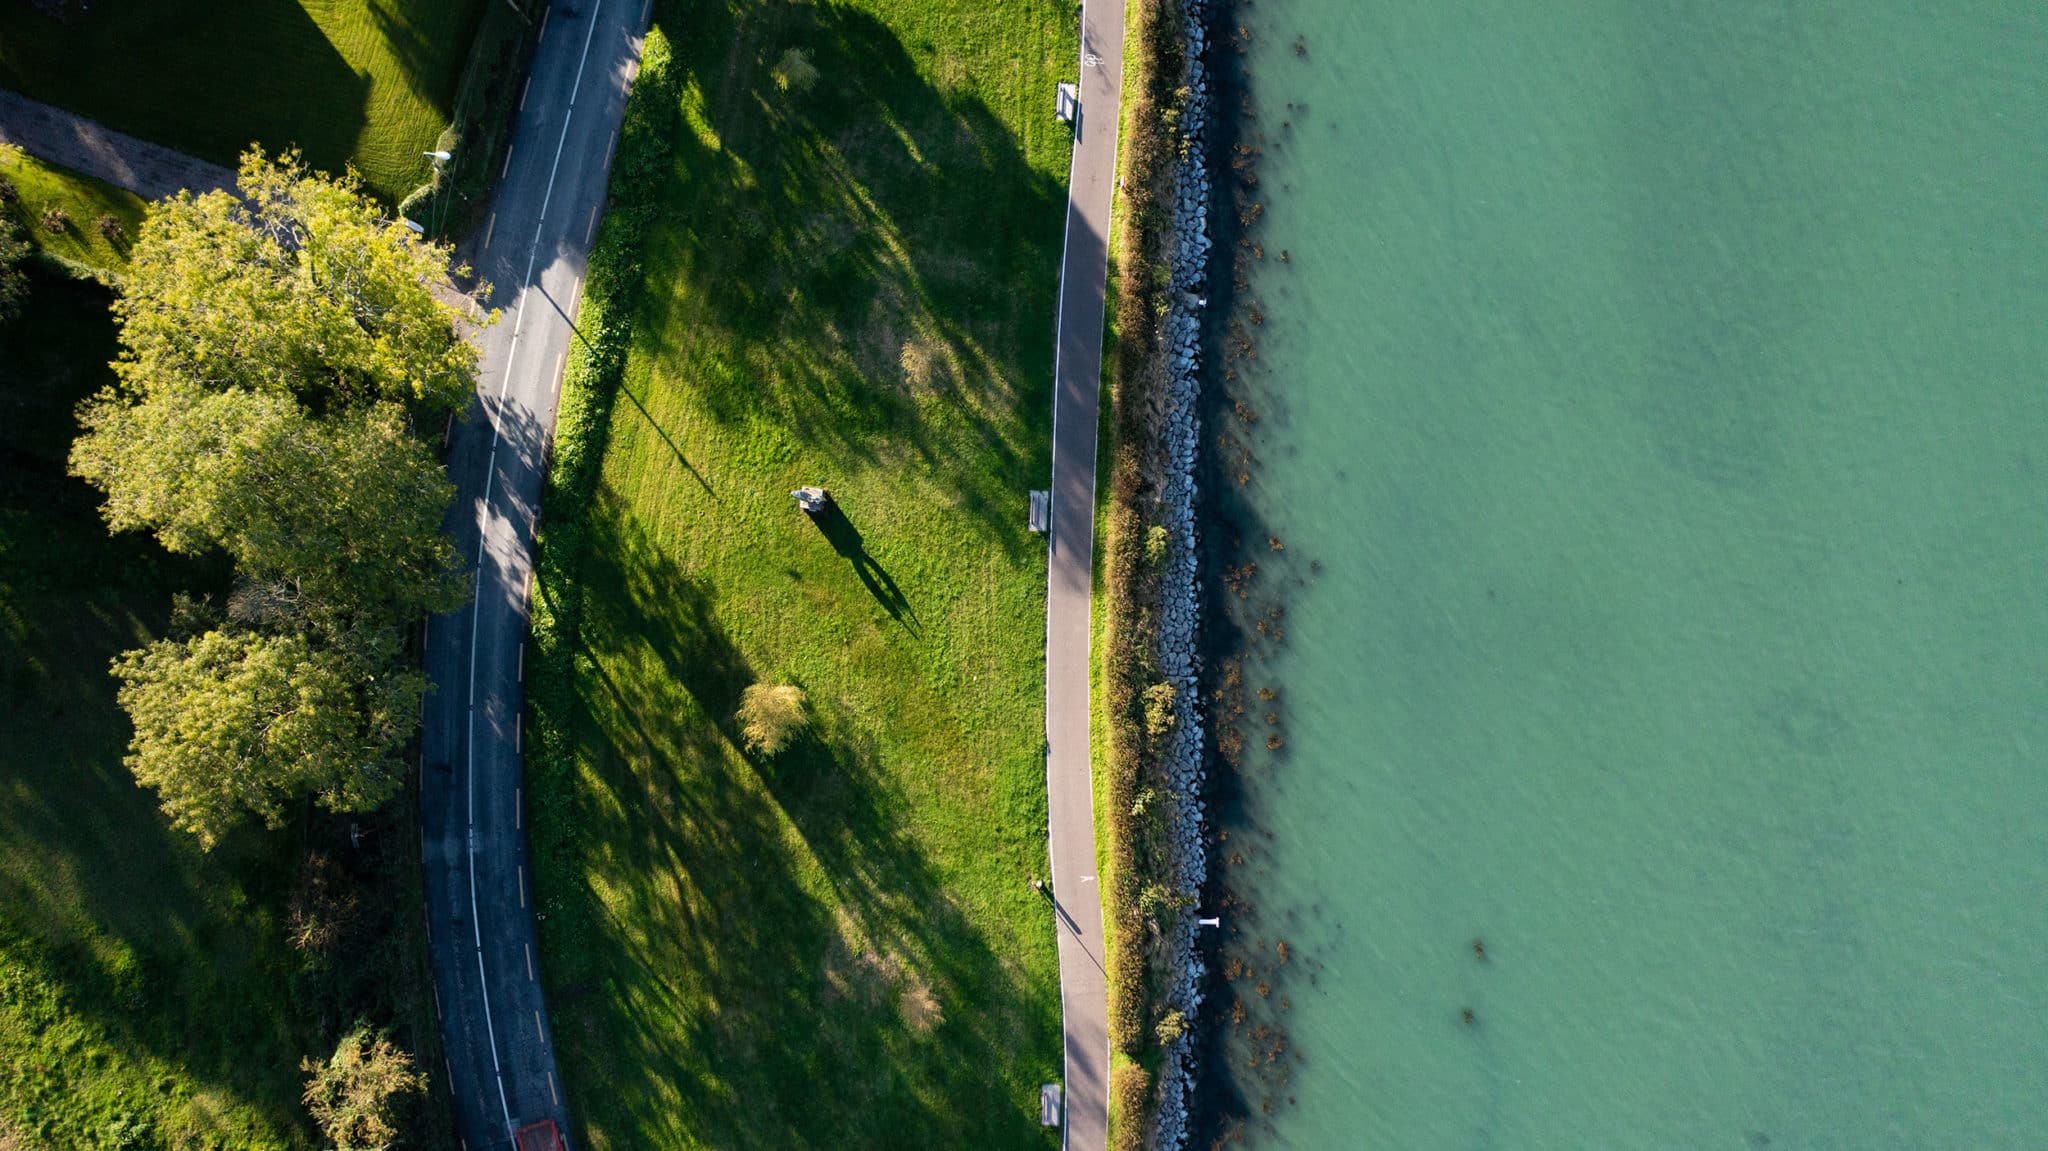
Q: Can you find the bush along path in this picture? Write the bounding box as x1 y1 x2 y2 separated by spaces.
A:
1097 0 1218 1147
416 2 651 1146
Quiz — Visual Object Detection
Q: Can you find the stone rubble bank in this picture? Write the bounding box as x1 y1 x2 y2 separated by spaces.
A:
1150 2 1213 1145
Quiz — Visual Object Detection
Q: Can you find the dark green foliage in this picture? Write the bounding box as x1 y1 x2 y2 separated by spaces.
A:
0 267 448 1147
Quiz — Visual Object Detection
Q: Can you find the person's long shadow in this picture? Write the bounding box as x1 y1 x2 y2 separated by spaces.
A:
540 493 1055 1151
805 497 919 634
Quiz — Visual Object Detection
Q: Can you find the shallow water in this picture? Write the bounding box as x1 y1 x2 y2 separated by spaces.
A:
1206 2 2048 1146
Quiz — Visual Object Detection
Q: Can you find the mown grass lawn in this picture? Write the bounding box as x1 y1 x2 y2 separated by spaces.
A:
531 0 1076 1146
0 259 449 1149
1 148 146 275
0 0 487 203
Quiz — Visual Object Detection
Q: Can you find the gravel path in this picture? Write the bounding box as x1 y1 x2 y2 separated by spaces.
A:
0 87 233 201
1044 0 1127 1146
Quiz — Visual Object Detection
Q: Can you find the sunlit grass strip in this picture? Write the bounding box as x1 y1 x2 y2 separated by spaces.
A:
0 147 145 278
523 0 1075 1144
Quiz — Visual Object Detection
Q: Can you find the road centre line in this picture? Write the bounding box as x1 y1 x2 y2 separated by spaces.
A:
535 1009 544 1042
459 1 607 1141
520 77 531 111
516 787 522 829
586 202 598 243
604 126 617 169
527 943 534 980
502 145 514 179
484 212 495 249
548 1071 559 1106
534 4 605 228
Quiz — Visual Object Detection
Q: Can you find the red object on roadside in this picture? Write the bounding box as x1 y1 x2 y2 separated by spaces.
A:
515 1120 564 1151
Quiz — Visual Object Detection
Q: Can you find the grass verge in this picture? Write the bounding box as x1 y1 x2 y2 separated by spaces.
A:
525 2 1078 1145
0 0 488 203
0 263 451 1147
0 147 145 278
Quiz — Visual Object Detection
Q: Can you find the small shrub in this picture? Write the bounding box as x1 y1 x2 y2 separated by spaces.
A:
773 47 819 92
0 225 26 321
1129 786 1155 818
737 682 809 756
96 213 125 243
1138 882 1191 920
0 175 17 205
40 205 70 233
1154 1007 1187 1046
1142 681 1176 741
1143 523 1169 567
301 1025 425 1151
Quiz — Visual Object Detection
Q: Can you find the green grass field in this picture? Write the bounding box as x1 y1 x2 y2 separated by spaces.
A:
0 0 488 203
1 147 146 276
0 266 449 1147
530 1 1076 1146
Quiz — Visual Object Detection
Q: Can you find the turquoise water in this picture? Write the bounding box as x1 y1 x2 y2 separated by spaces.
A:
1208 2 2048 1146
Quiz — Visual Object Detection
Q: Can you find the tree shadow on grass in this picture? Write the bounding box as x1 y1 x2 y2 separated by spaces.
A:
0 0 369 187
537 491 1057 1149
363 0 491 118
629 0 1066 562
0 271 314 1141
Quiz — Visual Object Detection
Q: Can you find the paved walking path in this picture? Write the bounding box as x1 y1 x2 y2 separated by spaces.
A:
1044 0 1126 1147
0 88 233 201
419 2 649 1148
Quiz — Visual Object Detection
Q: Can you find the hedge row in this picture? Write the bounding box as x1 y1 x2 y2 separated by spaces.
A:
399 1 543 236
1100 1 1192 1148
522 26 678 959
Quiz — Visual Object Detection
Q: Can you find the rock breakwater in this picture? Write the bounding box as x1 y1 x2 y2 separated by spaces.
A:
1150 1 1215 1146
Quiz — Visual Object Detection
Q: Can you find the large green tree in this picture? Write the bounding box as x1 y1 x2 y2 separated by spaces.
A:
114 149 481 412
113 628 422 849
72 386 465 618
73 150 477 845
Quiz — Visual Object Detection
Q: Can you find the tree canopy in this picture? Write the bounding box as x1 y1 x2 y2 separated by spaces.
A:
0 223 26 321
72 150 476 846
113 150 480 412
114 628 420 849
72 386 464 618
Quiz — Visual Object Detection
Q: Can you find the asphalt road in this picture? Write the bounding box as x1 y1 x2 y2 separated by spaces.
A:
420 2 649 1148
1044 0 1126 1147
